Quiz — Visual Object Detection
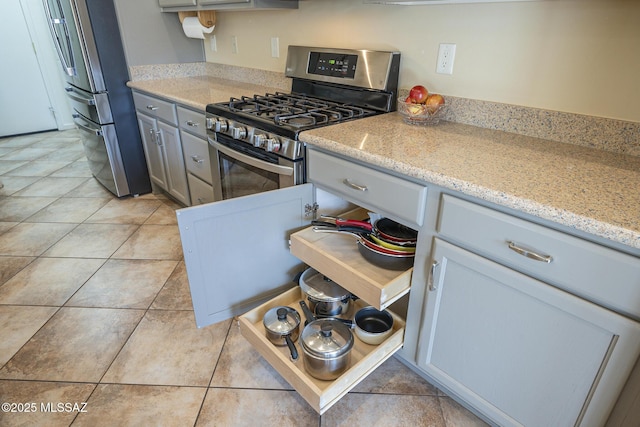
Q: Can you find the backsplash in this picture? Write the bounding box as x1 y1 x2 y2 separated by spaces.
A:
440 96 640 157
128 62 209 81
130 63 639 157
129 62 290 91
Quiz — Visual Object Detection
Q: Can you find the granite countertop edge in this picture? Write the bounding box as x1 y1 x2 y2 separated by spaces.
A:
301 129 640 252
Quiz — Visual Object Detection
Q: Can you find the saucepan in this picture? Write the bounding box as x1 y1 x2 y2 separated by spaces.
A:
298 267 356 318
263 306 300 360
300 318 354 380
354 306 394 345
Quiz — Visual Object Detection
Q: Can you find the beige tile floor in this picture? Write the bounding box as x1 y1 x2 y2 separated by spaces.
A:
0 129 489 426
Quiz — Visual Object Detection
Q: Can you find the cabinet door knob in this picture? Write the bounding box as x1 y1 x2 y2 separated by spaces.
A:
146 105 159 111
186 120 199 127
507 241 553 263
191 155 204 164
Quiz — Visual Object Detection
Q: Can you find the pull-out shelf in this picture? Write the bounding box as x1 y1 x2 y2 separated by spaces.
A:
289 214 413 310
239 286 405 414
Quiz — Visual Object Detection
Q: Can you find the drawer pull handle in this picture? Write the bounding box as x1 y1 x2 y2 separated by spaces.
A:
186 120 199 127
146 105 159 111
507 241 553 263
342 178 368 192
191 155 204 164
428 261 439 291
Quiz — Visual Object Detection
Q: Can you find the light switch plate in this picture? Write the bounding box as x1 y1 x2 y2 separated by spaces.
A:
210 35 217 52
231 36 238 54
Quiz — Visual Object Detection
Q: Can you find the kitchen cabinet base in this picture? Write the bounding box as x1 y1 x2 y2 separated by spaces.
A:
238 286 405 414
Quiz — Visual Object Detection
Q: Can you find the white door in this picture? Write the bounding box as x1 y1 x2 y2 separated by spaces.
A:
158 120 190 205
0 1 58 137
418 238 640 427
137 113 167 189
177 184 315 327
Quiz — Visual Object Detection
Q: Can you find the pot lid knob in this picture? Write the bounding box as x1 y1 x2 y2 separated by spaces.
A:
301 319 354 358
320 323 333 338
263 306 300 334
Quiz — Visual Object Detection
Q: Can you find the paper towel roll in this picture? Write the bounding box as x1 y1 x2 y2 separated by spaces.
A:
182 16 214 40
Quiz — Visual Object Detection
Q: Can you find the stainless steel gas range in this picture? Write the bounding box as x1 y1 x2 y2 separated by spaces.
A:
205 46 400 201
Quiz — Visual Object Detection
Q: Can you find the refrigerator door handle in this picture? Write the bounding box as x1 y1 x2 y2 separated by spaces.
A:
65 87 96 106
43 0 76 77
72 113 102 137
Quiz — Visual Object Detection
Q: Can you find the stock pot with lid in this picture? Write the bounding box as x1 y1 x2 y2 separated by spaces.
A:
301 318 354 380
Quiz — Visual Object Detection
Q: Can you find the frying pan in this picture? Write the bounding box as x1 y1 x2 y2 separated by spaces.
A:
373 218 418 243
315 216 417 245
312 227 413 256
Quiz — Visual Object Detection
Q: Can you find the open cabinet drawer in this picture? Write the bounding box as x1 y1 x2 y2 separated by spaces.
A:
239 286 405 415
290 225 413 310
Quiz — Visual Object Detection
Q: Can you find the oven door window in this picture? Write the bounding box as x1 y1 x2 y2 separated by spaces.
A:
219 149 279 199
213 135 298 200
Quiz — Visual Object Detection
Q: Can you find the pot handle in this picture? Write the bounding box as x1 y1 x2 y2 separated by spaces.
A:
331 318 355 329
293 269 305 285
299 301 316 325
284 335 298 360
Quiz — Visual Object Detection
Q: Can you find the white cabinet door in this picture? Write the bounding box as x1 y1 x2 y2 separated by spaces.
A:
137 113 167 190
418 239 640 427
158 120 190 205
176 184 314 327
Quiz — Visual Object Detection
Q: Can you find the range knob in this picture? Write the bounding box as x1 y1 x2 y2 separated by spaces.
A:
213 118 228 132
205 117 214 130
230 125 247 140
253 133 267 148
265 137 281 153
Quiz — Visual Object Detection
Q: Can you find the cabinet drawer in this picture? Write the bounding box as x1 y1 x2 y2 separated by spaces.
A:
238 286 405 415
132 92 177 125
181 132 212 183
187 174 215 206
290 209 412 310
177 106 206 138
158 0 196 6
438 194 640 319
307 149 427 228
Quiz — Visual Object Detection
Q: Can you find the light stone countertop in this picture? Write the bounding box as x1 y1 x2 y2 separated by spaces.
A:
127 76 283 111
300 113 640 252
125 75 640 252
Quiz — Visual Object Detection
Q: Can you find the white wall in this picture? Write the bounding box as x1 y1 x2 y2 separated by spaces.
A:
203 0 639 122
114 0 205 66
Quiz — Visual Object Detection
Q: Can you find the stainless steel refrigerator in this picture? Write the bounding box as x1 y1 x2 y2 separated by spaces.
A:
43 0 151 197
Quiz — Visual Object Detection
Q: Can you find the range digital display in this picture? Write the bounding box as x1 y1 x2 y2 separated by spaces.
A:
308 52 357 79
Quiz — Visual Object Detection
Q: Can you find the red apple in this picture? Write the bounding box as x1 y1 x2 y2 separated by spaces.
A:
425 93 445 113
409 85 429 104
405 96 415 103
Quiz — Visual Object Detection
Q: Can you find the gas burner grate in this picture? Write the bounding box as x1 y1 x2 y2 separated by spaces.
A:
275 111 330 128
220 92 377 130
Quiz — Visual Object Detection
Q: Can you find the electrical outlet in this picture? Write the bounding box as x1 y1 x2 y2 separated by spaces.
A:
436 43 456 75
210 35 217 52
231 36 238 54
271 37 279 58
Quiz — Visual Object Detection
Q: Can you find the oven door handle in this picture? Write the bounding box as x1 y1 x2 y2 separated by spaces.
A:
212 140 294 177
